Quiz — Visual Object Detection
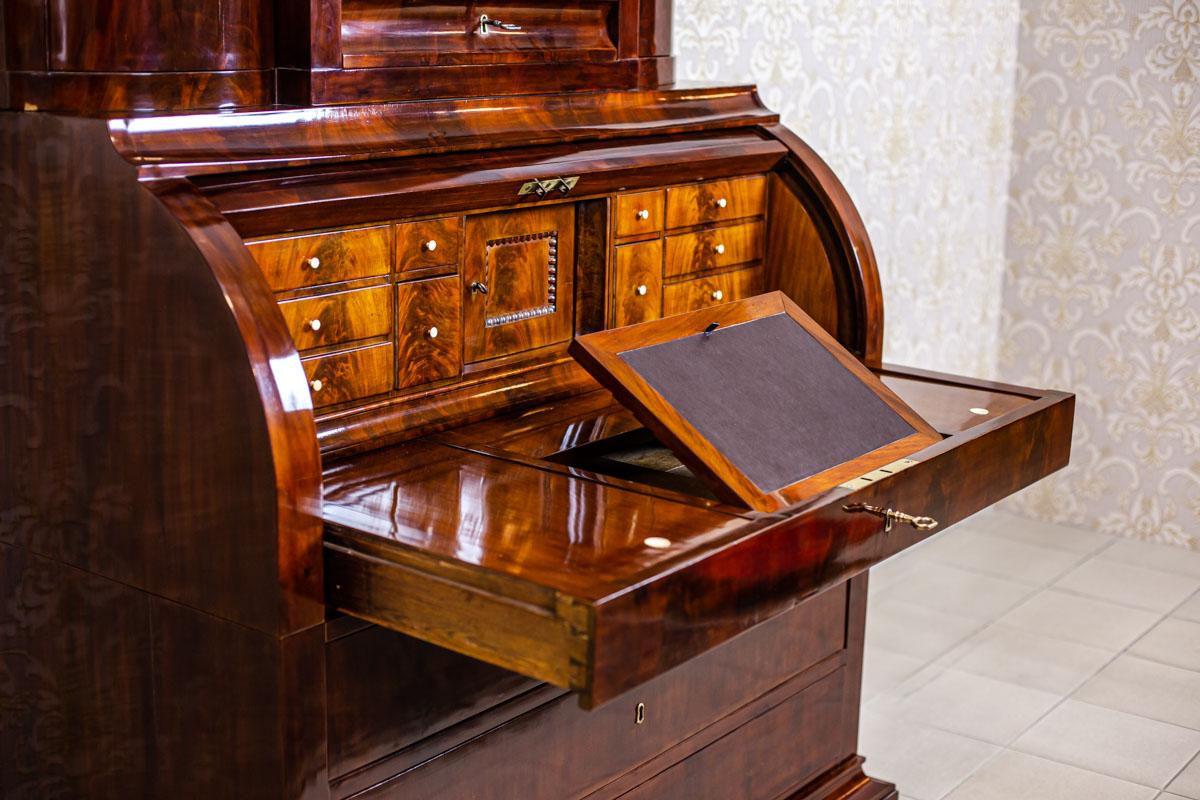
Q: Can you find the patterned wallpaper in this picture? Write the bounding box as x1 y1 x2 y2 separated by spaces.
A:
676 0 1200 547
999 0 1200 548
675 0 1021 376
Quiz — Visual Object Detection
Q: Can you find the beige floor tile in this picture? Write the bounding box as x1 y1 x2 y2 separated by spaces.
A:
873 562 1037 621
945 750 1157 800
1075 655 1200 730
1167 751 1200 799
1100 539 1200 580
870 554 920 596
859 710 999 800
865 599 982 662
1055 558 1200 613
948 624 1116 694
1132 618 1200 672
973 510 1114 555
922 530 1084 586
862 648 928 703
999 589 1161 651
1012 699 1200 788
879 669 1060 745
1175 593 1200 623
1159 794 1194 799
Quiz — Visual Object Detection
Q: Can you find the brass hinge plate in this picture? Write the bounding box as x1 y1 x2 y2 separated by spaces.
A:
518 176 580 197
838 458 920 492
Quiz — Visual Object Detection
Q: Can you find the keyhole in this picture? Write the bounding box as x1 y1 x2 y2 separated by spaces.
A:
635 702 646 725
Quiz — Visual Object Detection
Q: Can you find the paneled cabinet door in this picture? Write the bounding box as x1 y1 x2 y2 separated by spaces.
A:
462 205 576 364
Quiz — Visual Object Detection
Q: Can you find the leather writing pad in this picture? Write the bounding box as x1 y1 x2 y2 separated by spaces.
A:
569 292 941 511
619 312 916 493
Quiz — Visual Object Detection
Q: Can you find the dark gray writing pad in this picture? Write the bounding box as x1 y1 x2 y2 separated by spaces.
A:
618 312 916 492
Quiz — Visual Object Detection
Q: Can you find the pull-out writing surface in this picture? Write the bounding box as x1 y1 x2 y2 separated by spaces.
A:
569 292 941 511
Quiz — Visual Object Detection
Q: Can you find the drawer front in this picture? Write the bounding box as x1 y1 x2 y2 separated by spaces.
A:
350 586 847 800
664 220 763 279
614 190 664 239
463 205 576 364
248 225 391 292
611 240 663 327
303 343 393 409
396 217 462 274
278 285 392 351
665 176 766 229
396 276 463 389
616 670 846 800
662 267 763 316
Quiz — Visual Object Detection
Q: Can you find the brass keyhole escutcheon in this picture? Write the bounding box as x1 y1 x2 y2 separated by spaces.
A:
470 281 489 295
635 702 646 725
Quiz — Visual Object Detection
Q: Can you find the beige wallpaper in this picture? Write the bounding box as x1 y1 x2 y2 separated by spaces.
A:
675 0 1021 376
676 0 1200 547
999 0 1200 548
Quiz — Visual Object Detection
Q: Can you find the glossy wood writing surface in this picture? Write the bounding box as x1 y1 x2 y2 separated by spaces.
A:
881 369 1036 435
569 292 940 511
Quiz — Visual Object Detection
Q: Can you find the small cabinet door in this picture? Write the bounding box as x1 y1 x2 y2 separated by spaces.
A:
611 239 662 327
463 205 576 364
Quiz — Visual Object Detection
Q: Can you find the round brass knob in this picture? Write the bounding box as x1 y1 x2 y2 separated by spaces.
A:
307 318 322 331
310 379 323 392
711 289 724 301
305 257 321 270
424 239 438 252
637 209 650 220
636 284 648 296
428 326 439 339
714 243 726 255
715 197 728 208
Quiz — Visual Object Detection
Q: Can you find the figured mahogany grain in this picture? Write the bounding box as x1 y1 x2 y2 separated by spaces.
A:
304 343 394 409
396 275 463 389
249 224 392 292
665 175 766 229
611 239 663 327
279 284 393 352
614 189 664 239
664 219 763 278
765 173 839 338
661 266 763 316
396 216 462 274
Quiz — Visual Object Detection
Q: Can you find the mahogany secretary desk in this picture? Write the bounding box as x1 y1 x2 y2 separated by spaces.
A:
0 2 1074 798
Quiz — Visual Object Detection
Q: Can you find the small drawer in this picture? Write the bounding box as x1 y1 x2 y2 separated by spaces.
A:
396 217 461 274
614 190 665 239
665 175 767 229
611 239 663 327
664 220 763 279
662 267 762 316
303 343 393 409
278 285 392 352
248 226 391 292
396 275 462 389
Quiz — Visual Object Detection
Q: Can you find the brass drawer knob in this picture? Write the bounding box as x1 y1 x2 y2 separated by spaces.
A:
715 197 728 209
711 289 724 301
424 239 438 252
428 326 439 339
310 379 323 392
637 209 650 220
307 318 322 332
636 284 648 296
843 502 939 533
714 243 726 255
305 256 321 270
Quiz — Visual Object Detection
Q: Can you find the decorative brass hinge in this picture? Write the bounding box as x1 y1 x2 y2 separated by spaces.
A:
518 176 580 197
837 458 919 491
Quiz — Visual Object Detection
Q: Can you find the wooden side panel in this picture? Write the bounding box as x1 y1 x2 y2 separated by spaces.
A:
47 0 272 71
3 0 48 70
765 173 839 339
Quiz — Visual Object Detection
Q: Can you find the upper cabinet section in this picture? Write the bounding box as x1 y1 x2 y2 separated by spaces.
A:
2 0 672 111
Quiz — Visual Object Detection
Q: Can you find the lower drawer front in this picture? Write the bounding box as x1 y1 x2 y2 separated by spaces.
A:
349 584 847 800
303 343 393 408
615 669 846 800
663 267 763 316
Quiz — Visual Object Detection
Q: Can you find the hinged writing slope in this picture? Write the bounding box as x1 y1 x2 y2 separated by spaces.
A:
569 292 941 512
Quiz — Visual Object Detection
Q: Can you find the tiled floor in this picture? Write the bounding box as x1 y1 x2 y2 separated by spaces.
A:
860 508 1200 800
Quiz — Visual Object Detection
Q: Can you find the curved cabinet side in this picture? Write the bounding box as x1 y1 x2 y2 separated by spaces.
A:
760 122 884 367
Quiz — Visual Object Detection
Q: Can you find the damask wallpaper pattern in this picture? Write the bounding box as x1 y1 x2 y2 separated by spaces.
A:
1000 0 1200 548
677 1 1200 546
675 0 1021 377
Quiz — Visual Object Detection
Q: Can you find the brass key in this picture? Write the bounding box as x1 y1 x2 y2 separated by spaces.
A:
842 502 939 533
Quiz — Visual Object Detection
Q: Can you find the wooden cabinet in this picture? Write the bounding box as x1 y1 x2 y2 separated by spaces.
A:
396 276 463 389
247 225 392 292
462 205 576 363
611 239 663 327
